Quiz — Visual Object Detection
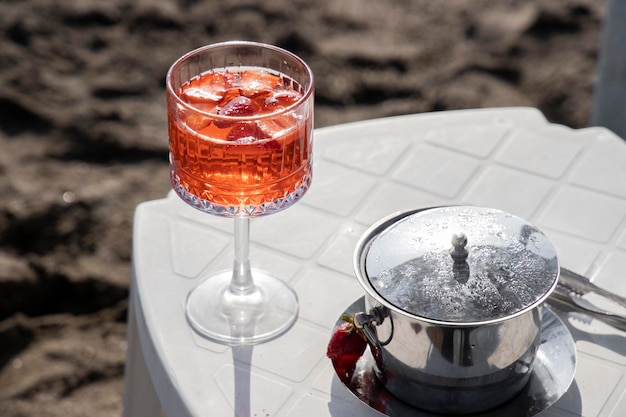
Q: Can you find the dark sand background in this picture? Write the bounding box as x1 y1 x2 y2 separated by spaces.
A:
0 0 605 415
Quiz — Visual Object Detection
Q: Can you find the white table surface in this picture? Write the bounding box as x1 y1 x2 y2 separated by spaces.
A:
123 107 626 417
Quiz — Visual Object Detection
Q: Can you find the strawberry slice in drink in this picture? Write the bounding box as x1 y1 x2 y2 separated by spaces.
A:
225 122 281 151
215 96 261 128
179 84 224 115
226 122 269 142
181 86 223 105
226 121 282 150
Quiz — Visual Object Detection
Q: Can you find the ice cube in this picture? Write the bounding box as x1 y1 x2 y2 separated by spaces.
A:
182 111 211 131
239 71 282 97
263 90 302 110
181 86 224 104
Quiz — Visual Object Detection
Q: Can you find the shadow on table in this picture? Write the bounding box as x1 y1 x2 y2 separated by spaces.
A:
231 344 253 417
565 316 626 357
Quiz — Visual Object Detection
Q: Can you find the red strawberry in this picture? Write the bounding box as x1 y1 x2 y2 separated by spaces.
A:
215 96 260 128
327 314 367 383
327 315 367 360
333 353 363 384
260 139 281 150
226 122 269 142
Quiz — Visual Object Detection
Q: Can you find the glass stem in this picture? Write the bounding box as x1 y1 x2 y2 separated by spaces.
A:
230 217 256 295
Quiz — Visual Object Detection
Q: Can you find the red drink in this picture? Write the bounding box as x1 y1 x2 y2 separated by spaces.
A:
168 42 314 345
168 68 313 216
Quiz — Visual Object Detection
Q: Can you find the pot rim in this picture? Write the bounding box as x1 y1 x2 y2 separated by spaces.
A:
353 206 560 327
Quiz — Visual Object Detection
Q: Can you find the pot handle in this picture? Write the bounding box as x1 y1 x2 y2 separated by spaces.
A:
354 306 393 349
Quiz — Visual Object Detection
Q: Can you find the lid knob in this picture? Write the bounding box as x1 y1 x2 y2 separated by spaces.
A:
450 233 469 263
450 233 470 283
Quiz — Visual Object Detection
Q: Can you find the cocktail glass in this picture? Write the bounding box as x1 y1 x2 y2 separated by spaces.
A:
166 41 314 344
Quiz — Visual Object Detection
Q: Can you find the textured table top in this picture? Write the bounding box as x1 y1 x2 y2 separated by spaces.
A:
131 107 626 417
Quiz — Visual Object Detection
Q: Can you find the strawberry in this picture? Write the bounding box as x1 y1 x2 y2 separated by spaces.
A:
260 139 281 150
220 95 260 117
226 122 269 142
327 314 367 383
215 96 261 128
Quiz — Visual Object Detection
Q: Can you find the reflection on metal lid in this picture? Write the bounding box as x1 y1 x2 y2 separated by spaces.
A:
364 206 559 322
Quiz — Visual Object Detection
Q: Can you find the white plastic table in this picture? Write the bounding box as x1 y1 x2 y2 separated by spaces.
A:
123 107 626 417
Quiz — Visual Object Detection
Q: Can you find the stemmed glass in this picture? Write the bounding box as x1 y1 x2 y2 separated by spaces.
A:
166 41 314 344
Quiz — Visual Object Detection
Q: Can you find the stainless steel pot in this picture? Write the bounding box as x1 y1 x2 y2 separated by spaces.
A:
352 206 559 414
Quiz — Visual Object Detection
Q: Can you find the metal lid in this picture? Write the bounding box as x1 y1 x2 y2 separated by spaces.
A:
363 206 559 323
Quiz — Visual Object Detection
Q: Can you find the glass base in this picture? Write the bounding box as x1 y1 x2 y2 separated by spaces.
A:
186 270 299 345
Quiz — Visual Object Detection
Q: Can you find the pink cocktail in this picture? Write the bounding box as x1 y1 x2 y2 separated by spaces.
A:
169 67 313 216
166 41 314 344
